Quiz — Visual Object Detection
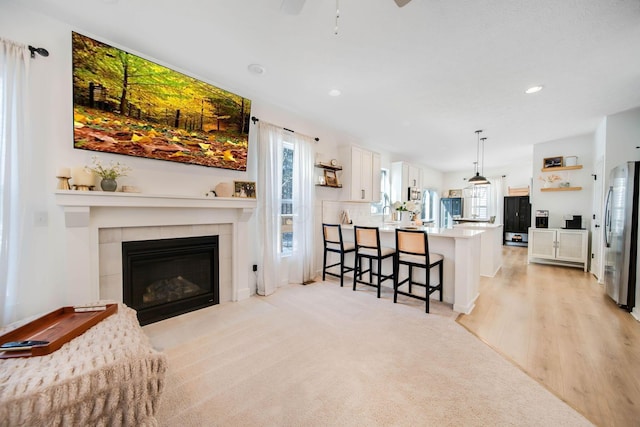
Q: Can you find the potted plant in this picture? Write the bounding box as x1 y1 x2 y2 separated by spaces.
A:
392 201 420 225
85 155 131 192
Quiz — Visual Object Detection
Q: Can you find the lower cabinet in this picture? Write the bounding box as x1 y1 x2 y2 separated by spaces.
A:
527 228 589 271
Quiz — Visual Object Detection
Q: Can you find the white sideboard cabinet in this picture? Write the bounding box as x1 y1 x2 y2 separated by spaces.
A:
527 228 589 271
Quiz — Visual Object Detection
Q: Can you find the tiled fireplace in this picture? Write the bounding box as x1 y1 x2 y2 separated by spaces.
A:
56 191 256 312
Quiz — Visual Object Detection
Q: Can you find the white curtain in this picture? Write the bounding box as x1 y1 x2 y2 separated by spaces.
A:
256 121 316 294
256 122 283 296
0 39 30 324
288 132 315 285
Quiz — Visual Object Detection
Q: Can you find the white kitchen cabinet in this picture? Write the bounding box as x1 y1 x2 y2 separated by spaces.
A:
528 228 589 271
342 146 381 202
391 161 422 203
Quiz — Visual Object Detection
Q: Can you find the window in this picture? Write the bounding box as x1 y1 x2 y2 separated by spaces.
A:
370 168 390 214
468 184 490 219
420 189 438 223
280 142 294 254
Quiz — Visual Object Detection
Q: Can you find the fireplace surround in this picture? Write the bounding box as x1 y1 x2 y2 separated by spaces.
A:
55 191 255 315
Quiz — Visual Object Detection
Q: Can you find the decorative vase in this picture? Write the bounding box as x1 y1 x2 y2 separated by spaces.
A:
543 181 551 188
215 182 234 198
400 212 413 226
101 178 117 192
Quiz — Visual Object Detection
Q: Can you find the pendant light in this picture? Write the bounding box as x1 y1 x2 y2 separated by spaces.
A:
469 130 490 185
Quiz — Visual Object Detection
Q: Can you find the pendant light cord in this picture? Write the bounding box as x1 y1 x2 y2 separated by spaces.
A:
481 137 487 177
474 130 482 175
335 0 340 35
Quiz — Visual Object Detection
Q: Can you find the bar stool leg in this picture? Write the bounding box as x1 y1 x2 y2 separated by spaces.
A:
425 267 430 313
393 258 399 303
322 248 328 282
353 254 359 292
439 262 443 301
376 259 382 298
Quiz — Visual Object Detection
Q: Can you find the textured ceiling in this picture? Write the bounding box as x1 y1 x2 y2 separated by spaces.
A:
16 0 640 172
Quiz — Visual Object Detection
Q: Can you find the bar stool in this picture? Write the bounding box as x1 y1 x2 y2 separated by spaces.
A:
393 228 443 313
353 226 395 298
322 223 356 287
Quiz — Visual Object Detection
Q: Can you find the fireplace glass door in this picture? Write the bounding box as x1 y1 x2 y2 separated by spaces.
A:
122 235 219 325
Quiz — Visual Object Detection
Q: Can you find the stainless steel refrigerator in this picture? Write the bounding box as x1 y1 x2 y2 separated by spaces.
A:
604 161 639 311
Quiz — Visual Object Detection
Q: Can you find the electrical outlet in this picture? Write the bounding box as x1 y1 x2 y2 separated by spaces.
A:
252 264 258 272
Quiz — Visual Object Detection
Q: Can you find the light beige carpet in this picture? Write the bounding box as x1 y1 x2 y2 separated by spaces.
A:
144 282 592 426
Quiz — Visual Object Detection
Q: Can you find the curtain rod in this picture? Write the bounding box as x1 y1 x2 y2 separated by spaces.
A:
28 45 49 59
251 116 319 142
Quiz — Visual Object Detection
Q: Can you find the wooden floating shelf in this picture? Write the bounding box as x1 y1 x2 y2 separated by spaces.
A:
315 184 342 188
541 187 582 192
541 165 583 172
314 163 343 171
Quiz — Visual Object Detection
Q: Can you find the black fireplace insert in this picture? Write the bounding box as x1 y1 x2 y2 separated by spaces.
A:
122 235 219 325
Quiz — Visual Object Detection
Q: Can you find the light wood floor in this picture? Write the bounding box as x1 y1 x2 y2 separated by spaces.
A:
457 246 640 427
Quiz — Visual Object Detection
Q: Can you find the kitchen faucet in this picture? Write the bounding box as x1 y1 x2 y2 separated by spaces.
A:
382 205 391 224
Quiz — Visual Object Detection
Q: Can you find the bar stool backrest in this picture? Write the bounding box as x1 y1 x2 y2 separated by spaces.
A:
396 230 427 256
323 223 340 243
355 227 379 250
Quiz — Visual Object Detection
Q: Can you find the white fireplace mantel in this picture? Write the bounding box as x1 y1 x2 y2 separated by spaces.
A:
55 190 256 306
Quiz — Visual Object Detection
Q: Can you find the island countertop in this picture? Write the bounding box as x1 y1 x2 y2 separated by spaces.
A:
453 222 502 230
342 224 485 239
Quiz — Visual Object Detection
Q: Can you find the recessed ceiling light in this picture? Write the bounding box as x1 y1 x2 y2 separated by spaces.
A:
247 64 266 75
328 89 341 97
525 85 543 94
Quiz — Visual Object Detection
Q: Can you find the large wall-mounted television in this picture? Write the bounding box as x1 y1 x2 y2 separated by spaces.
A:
72 32 251 171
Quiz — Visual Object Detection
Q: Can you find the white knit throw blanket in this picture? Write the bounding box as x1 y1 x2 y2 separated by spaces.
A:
0 304 167 426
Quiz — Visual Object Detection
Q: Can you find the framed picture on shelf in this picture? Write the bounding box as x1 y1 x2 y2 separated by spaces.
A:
324 170 338 187
448 189 462 197
233 181 256 198
543 156 563 168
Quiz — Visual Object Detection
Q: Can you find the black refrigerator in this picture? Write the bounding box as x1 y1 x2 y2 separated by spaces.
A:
604 161 639 311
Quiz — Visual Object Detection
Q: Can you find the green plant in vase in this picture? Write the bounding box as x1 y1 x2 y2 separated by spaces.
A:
85 155 131 192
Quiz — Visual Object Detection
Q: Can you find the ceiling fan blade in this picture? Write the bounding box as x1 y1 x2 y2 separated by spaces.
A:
280 0 306 15
394 0 412 7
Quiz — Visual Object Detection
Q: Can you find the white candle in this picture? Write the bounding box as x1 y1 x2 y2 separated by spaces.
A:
57 167 70 178
72 167 94 186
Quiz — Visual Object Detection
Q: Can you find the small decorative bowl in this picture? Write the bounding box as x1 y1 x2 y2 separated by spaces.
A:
559 182 571 188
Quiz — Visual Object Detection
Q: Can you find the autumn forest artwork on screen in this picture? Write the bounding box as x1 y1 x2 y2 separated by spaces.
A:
72 32 251 171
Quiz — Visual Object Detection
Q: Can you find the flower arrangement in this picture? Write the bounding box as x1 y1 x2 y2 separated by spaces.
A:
85 155 131 180
538 174 562 184
393 200 420 213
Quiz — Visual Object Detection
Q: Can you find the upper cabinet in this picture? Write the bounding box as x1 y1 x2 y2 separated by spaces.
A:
391 161 422 203
341 146 381 202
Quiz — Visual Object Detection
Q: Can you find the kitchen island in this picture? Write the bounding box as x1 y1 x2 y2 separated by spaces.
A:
342 224 483 314
453 222 503 277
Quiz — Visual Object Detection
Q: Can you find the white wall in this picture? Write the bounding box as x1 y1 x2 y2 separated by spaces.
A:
531 134 594 229
0 3 352 322
604 106 640 173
